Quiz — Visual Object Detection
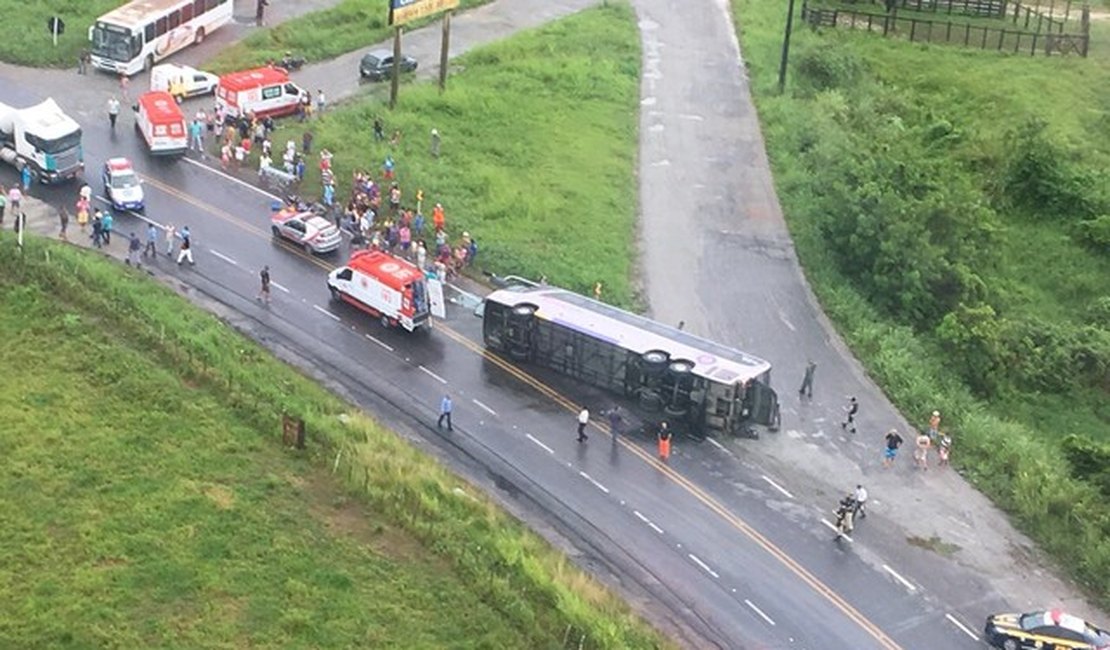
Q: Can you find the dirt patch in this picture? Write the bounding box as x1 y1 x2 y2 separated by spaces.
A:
907 534 961 557
203 484 236 510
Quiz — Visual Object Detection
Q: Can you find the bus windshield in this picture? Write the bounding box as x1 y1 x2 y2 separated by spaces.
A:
91 23 139 61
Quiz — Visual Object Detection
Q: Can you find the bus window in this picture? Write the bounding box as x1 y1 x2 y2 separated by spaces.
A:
206 0 220 10
181 5 193 21
169 10 180 29
194 0 206 16
155 16 167 36
145 22 155 42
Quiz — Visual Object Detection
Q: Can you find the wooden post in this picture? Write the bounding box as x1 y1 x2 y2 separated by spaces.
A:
777 0 798 94
438 11 452 93
910 18 917 40
964 22 971 45
390 26 402 109
1030 31 1038 54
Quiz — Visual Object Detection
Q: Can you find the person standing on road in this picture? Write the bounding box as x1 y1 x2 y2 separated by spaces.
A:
316 89 326 114
189 119 204 155
21 164 32 192
143 223 158 258
937 431 952 467
437 394 453 431
834 493 856 538
914 429 932 471
91 213 104 248
126 232 142 267
101 211 114 245
882 429 904 468
176 226 194 265
658 421 672 460
255 0 268 26
107 96 121 129
164 223 177 256
928 410 941 441
58 208 69 241
853 484 868 519
576 406 590 443
841 396 859 434
799 359 816 399
606 405 623 436
257 265 271 304
0 185 7 226
7 185 21 214
119 74 130 101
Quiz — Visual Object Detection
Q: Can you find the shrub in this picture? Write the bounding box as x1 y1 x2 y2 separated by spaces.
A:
1061 435 1110 498
935 302 1005 396
795 44 865 92
1001 118 1103 219
1076 214 1110 252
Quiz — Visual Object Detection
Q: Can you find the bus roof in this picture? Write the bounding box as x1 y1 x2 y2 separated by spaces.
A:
486 286 773 386
346 250 423 291
99 0 192 29
219 67 289 92
138 91 185 122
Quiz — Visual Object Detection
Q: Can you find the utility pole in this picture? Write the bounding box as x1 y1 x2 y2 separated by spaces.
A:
390 26 402 109
438 11 452 92
777 0 798 94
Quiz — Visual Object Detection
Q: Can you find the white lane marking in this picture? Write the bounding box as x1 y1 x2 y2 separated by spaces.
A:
744 599 776 626
578 471 610 494
707 438 728 452
270 281 290 293
418 365 447 384
945 614 980 641
632 510 665 534
778 311 797 332
208 249 239 266
525 434 554 454
821 518 853 543
312 305 341 321
181 156 280 200
761 475 795 499
882 564 917 592
472 399 497 416
364 333 394 351
688 554 720 579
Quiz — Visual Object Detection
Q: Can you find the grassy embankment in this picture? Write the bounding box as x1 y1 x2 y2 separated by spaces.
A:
206 0 494 73
730 0 1110 604
0 235 667 648
246 3 642 307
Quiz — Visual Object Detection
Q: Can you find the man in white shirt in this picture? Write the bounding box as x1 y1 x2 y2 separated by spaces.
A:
854 484 868 519
576 407 590 443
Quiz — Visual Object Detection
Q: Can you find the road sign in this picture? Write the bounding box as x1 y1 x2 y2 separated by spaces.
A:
388 0 459 26
47 16 65 46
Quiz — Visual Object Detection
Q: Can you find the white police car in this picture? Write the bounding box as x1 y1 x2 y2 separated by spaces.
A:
102 158 145 212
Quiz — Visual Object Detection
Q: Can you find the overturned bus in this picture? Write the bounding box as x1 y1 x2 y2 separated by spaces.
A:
482 283 780 437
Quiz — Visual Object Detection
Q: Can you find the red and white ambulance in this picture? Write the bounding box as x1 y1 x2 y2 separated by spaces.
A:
134 91 187 156
327 250 432 332
215 67 305 119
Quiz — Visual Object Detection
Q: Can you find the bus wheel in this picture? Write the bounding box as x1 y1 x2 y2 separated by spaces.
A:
664 404 689 419
194 28 206 45
143 55 154 73
380 315 391 329
639 389 663 412
641 350 669 376
329 286 340 302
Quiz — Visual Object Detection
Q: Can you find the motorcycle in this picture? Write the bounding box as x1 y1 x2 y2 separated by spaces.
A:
277 53 306 72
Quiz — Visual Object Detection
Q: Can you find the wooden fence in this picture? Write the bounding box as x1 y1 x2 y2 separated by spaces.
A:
847 0 1072 29
801 5 1089 56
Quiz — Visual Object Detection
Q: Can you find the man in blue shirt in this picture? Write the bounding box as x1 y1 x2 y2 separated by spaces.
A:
437 394 453 431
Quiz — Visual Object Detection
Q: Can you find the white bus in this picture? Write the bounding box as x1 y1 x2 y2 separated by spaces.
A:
482 282 781 437
89 0 233 76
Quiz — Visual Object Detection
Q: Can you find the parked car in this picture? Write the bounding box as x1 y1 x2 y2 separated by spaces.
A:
984 610 1110 650
359 49 418 81
150 64 219 98
271 208 342 254
101 157 145 212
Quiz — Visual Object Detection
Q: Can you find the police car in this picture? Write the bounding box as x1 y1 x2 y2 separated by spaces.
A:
270 208 341 254
985 609 1110 650
101 158 145 212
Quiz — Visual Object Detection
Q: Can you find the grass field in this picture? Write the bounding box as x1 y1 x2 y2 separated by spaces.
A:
730 0 1110 604
261 3 642 307
0 1 122 67
0 236 666 648
205 0 493 74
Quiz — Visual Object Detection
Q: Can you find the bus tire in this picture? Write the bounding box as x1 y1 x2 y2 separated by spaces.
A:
664 404 689 419
509 345 529 361
639 389 663 412
329 286 340 302
143 54 154 73
668 359 695 376
641 350 669 376
194 28 206 45
271 225 281 237
380 315 391 329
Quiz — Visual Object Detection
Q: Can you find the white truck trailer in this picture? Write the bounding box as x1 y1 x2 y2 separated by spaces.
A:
0 98 84 184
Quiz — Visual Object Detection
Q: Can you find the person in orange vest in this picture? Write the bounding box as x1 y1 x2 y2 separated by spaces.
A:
432 203 445 232
657 421 671 460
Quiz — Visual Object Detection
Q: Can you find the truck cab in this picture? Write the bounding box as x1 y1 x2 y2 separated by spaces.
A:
0 98 83 184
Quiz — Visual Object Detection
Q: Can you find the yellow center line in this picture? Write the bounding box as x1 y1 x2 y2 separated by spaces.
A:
148 171 904 650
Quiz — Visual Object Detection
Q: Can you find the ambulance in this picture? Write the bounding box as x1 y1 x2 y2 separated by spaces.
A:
327 250 432 332
134 91 187 155
215 67 306 119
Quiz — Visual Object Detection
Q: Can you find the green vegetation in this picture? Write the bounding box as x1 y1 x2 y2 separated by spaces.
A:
0 1 120 67
206 0 493 73
730 0 1110 603
0 235 667 648
264 3 642 306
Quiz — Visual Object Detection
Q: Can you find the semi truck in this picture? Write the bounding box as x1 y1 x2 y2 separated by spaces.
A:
0 98 84 184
